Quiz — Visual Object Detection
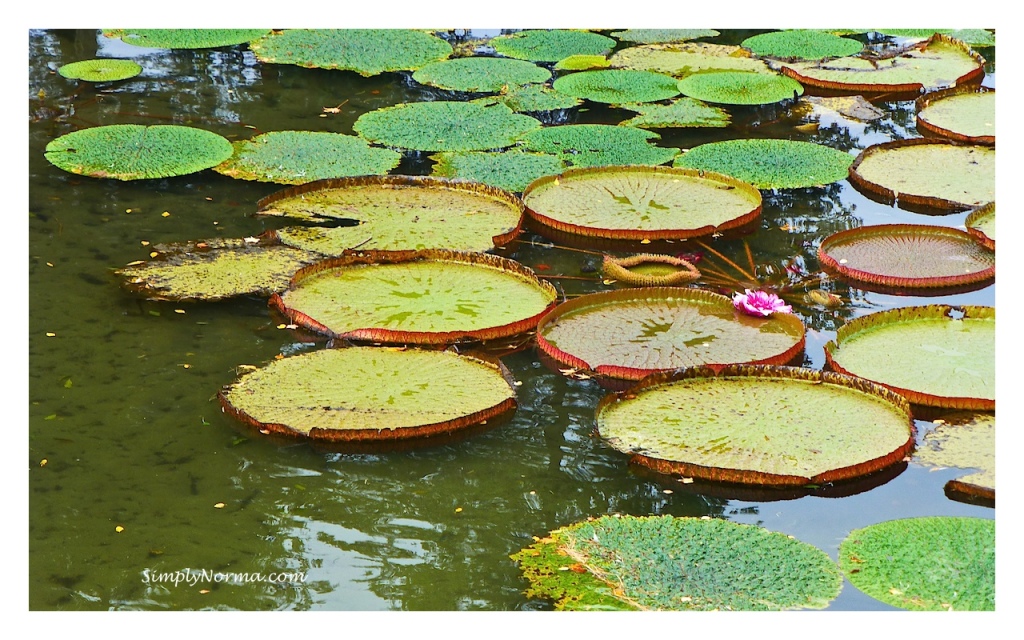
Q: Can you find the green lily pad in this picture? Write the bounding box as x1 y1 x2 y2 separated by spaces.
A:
212 131 401 185
523 165 762 242
44 124 233 181
353 101 542 152
104 29 272 49
597 365 914 484
490 29 615 62
916 412 994 502
412 56 550 92
601 253 701 287
220 347 517 442
916 87 995 145
742 29 863 60
618 98 731 129
536 288 803 382
116 238 322 301
874 29 995 47
518 124 679 168
429 150 566 193
270 250 557 344
824 305 994 410
259 175 524 254
965 202 995 250
57 58 142 82
552 69 680 104
249 29 453 76
513 515 841 611
849 139 995 212
839 517 994 611
610 43 772 77
553 55 610 71
471 84 583 112
610 29 720 44
674 138 853 189
677 71 804 105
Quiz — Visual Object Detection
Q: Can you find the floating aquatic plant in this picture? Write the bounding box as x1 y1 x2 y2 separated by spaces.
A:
732 289 793 317
249 29 453 76
601 253 701 287
741 29 863 60
676 70 804 105
618 97 731 129
412 56 551 92
915 86 995 145
518 124 679 168
104 29 272 49
552 69 680 104
471 84 583 112
429 150 566 193
57 58 142 82
490 29 615 62
553 54 610 71
353 101 542 152
916 412 994 503
610 42 772 77
675 138 853 189
965 202 995 250
874 29 995 47
610 29 720 44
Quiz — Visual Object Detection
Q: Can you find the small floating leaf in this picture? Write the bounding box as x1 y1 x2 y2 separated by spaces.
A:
674 138 852 189
353 101 542 152
412 56 550 92
430 150 566 193
104 29 272 49
518 124 679 168
249 29 452 76
471 84 583 112
741 30 863 60
490 29 615 62
57 58 142 82
677 71 804 105
552 69 680 105
618 98 731 129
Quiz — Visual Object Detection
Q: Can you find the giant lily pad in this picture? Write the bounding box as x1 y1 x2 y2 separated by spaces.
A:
44 124 233 181
916 87 995 145
916 412 994 503
848 139 995 212
965 202 995 250
219 347 517 442
741 30 863 60
522 165 761 242
213 131 401 185
57 58 142 82
512 515 841 611
429 150 566 193
618 98 731 129
258 176 524 254
471 84 583 112
412 56 550 92
610 29 720 44
839 517 994 611
552 69 680 104
353 101 541 152
818 224 995 292
249 29 452 75
677 71 804 105
104 29 272 49
674 138 853 189
874 29 995 47
610 43 772 77
269 249 558 344
597 364 914 485
116 238 322 301
824 305 994 410
490 30 615 62
518 124 679 168
536 288 804 382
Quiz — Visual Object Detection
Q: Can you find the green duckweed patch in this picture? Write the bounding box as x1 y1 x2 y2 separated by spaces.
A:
490 29 615 62
429 150 566 193
57 58 142 82
250 29 453 76
552 69 680 104
104 29 272 49
677 71 804 105
742 29 863 60
412 57 550 92
519 124 679 167
675 138 852 189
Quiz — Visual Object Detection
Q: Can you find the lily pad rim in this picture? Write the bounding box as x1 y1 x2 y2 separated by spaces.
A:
915 85 995 146
964 202 995 250
602 253 701 287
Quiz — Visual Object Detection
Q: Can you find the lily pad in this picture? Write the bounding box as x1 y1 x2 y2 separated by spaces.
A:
677 71 804 105
848 139 995 212
839 517 994 611
219 347 516 442
602 253 701 287
916 87 995 145
44 124 233 181
412 56 550 92
212 131 401 185
610 43 772 77
490 29 615 62
818 224 995 291
965 202 995 250
518 124 679 168
674 138 852 189
522 165 762 242
874 29 995 47
116 238 322 301
104 29 272 49
618 98 731 129
553 55 610 71
536 287 804 382
916 412 994 502
57 58 142 82
353 101 542 152
429 150 566 193
512 515 841 611
552 69 680 105
801 95 886 122
610 29 720 44
741 30 863 60
249 29 452 76
471 84 583 112
269 249 557 344
824 305 994 410
597 364 914 485
258 175 524 254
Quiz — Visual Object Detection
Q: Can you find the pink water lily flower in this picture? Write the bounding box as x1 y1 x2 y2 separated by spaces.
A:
732 289 793 317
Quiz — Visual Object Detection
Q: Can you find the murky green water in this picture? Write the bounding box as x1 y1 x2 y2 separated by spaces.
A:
28 29 995 611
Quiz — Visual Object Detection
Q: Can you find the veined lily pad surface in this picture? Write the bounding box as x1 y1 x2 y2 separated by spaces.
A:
677 71 804 105
429 150 566 193
597 365 914 485
610 43 772 77
965 202 995 249
412 57 550 92
518 124 679 167
249 29 452 75
839 517 994 611
916 412 994 502
45 124 233 180
848 139 995 212
471 84 583 112
552 69 680 104
219 347 516 442
818 224 995 291
824 305 994 410
618 98 731 129
353 101 541 152
916 87 995 145
213 131 401 184
536 288 804 381
259 176 524 254
610 29 720 44
490 30 615 62
512 515 841 611
104 29 272 49
674 138 853 189
522 165 761 241
270 250 557 344
58 58 142 82
741 30 863 60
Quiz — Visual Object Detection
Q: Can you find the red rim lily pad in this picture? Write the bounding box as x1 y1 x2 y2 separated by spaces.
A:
602 253 701 287
916 411 995 504
965 202 995 250
916 86 995 145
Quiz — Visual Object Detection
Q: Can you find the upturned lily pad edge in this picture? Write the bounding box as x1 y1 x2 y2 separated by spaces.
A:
915 85 995 145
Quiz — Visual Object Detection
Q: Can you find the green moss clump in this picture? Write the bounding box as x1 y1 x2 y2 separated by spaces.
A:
491 29 615 62
353 101 542 152
677 71 804 105
104 29 272 49
249 29 453 76
552 69 680 104
520 124 679 168
430 150 566 193
675 138 853 189
742 29 864 60
57 58 142 82
412 57 550 93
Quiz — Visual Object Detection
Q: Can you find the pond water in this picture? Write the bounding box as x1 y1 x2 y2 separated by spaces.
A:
28 29 995 611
